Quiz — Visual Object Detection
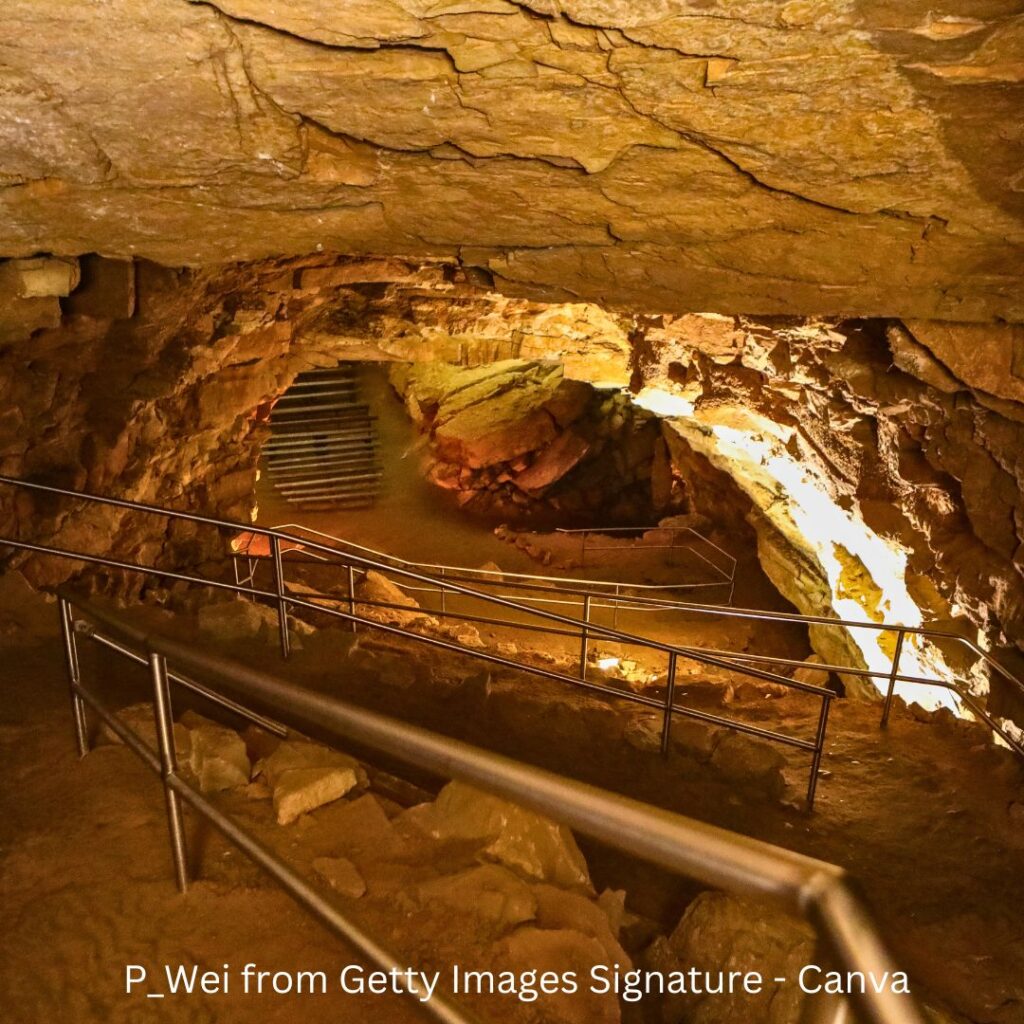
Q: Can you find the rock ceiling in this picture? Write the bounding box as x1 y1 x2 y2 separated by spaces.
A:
2 0 1023 320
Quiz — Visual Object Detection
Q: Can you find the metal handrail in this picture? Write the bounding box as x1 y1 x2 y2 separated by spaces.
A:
57 589 926 1024
2 475 1022 793
556 523 738 589
264 521 736 603
0 475 835 807
253 524 1024 758
259 522 1021 701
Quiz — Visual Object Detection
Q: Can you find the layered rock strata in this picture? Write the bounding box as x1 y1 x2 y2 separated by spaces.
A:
1 1 1023 320
390 359 681 522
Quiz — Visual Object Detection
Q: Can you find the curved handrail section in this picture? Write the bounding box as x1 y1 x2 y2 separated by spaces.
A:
257 521 1022 706
263 521 736 604
58 588 926 1024
260 520 1024 756
1 475 1021 785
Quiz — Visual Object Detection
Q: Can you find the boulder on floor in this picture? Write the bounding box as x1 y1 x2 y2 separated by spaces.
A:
180 710 251 793
99 701 192 761
320 793 408 860
515 429 591 494
792 654 831 689
402 780 592 893
313 855 366 899
495 927 621 1024
709 731 787 797
644 891 814 1024
531 882 631 967
416 864 537 932
256 739 367 825
355 570 437 628
197 597 280 642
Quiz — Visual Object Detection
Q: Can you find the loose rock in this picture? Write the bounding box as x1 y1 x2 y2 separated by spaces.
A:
256 740 367 826
403 780 592 893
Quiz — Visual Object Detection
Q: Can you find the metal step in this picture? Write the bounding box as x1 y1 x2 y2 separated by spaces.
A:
270 465 383 483
269 409 374 427
283 490 382 505
268 456 382 475
270 400 370 416
282 379 359 391
273 394 360 409
266 450 378 469
265 364 382 510
268 415 376 432
275 472 384 493
293 368 358 380
263 431 377 449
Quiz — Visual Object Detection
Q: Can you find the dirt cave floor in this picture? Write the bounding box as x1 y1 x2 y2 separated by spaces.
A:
2 596 1024 1024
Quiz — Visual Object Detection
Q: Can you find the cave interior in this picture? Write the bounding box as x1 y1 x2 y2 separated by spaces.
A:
2 3 1024 1023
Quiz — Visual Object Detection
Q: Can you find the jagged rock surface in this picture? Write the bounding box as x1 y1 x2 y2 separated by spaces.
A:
1 2 1023 320
392 359 681 521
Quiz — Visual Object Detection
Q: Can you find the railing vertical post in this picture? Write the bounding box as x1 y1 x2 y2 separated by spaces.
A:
440 566 447 616
269 534 291 659
58 597 89 758
347 563 358 633
799 953 850 1024
661 651 678 756
149 651 189 893
579 594 591 679
806 695 832 810
612 583 620 629
880 629 905 728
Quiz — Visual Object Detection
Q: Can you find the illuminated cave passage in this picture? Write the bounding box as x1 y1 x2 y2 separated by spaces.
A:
2 5 1024 1022
3 254 1023 1024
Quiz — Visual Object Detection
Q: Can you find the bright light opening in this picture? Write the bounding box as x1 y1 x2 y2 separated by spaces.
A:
634 387 960 713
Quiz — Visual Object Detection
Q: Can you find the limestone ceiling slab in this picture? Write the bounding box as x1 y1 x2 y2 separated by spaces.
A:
0 0 1022 321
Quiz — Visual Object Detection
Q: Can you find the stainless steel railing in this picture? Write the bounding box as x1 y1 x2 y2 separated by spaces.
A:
555 523 737 603
2 474 1022 806
255 520 736 609
56 589 926 1024
236 520 1024 762
249 517 1024 760
0 475 836 807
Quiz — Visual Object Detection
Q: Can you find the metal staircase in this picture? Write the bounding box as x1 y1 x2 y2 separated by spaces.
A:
263 365 382 509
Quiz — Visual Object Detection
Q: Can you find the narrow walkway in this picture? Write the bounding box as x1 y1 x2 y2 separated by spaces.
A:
4 620 1024 1023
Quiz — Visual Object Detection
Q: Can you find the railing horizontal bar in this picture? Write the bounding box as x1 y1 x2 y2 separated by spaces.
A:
84 629 288 737
289 544 729 599
2 476 1018 701
131 631 923 1024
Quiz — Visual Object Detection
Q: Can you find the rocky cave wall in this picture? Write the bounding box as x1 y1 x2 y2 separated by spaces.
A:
2 252 1023 719
390 359 682 524
630 314 1024 715
0 253 642 586
2 0 1023 321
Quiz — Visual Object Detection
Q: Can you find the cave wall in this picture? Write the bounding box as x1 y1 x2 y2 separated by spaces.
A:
2 253 1022 715
632 314 1024 714
2 1 1023 321
390 359 683 524
0 253 640 584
